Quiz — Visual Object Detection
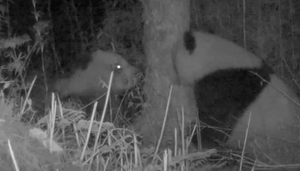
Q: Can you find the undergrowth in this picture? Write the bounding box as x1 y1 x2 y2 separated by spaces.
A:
0 0 300 171
0 69 216 171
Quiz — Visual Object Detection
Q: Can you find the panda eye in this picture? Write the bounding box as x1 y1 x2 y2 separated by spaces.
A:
116 64 121 70
112 64 122 74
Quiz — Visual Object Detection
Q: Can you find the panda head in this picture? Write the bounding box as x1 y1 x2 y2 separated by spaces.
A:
90 50 139 94
54 50 139 99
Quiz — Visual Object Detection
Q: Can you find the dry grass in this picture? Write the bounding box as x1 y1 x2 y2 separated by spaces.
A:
0 72 215 171
2 75 299 171
1 0 300 170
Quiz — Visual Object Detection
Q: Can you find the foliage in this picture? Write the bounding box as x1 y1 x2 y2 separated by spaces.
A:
0 0 299 170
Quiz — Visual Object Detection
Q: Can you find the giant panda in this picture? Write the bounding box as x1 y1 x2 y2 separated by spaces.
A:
54 49 139 121
174 30 300 169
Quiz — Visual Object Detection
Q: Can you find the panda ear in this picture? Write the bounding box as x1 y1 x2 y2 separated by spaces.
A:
183 31 196 55
75 52 93 70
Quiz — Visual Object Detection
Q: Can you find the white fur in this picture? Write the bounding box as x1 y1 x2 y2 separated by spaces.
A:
176 32 261 85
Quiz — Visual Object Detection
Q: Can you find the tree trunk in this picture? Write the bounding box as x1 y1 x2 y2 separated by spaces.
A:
132 0 198 149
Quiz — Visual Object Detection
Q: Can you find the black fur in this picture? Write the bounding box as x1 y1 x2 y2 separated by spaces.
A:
74 52 93 70
194 62 271 144
60 52 93 79
183 31 196 54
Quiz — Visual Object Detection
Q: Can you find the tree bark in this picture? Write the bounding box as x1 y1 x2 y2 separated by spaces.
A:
132 0 198 149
